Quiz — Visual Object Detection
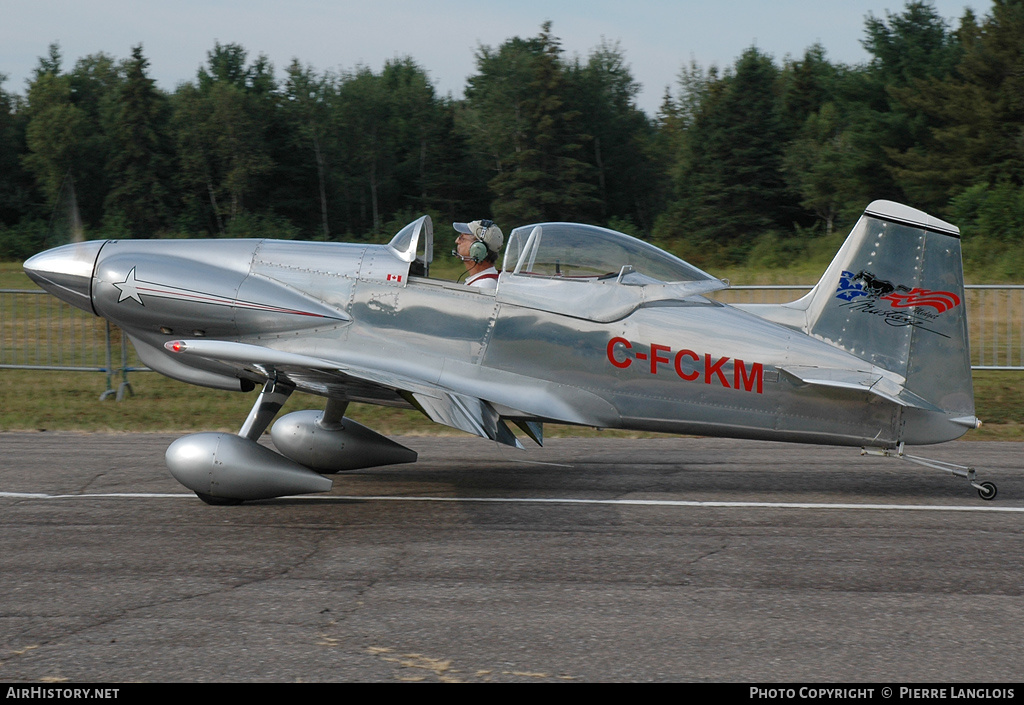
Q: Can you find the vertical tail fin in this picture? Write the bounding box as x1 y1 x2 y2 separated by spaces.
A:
751 201 975 441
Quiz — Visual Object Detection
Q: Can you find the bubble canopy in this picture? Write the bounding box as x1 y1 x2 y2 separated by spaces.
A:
503 222 714 284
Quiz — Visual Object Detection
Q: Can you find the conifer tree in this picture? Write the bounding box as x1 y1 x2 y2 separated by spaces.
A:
465 23 598 225
660 48 791 259
171 43 275 234
891 1 1024 209
104 45 172 237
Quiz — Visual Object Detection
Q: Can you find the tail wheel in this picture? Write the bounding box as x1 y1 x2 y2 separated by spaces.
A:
976 482 997 501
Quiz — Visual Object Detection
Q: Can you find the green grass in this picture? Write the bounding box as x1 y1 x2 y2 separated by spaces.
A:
0 261 34 289
969 371 1024 440
0 368 665 437
1 367 1020 440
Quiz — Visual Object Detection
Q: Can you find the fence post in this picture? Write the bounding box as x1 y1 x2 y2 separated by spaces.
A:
116 328 134 401
99 320 117 401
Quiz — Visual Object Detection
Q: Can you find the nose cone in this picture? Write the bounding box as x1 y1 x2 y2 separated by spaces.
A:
24 240 105 314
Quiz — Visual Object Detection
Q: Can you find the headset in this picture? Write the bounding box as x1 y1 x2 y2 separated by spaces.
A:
468 240 489 264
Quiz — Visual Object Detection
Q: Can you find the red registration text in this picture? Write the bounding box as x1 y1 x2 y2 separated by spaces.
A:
606 337 764 394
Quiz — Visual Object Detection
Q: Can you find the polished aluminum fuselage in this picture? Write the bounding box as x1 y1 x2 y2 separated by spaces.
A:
76 235 953 449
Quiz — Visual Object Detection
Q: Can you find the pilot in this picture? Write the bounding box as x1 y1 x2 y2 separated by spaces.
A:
453 219 503 289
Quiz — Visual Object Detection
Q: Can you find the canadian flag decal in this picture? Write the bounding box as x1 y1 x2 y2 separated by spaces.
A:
387 273 402 282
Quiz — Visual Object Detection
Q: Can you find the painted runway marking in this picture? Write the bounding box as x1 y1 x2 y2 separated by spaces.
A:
510 460 575 468
2 491 1022 513
0 492 194 499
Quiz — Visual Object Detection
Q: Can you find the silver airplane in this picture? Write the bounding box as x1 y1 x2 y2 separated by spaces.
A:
24 200 995 503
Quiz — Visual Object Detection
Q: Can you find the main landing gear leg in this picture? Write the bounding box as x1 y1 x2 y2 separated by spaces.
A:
239 377 294 441
861 442 997 500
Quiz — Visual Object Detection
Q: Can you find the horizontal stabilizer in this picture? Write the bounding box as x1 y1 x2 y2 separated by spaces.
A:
778 365 944 412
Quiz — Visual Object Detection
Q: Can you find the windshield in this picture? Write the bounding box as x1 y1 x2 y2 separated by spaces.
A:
503 222 713 283
387 215 433 270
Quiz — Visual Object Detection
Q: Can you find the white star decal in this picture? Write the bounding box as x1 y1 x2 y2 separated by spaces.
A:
113 267 144 305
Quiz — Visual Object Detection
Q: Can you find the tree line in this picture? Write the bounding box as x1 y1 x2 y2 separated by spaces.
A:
1 2 1022 273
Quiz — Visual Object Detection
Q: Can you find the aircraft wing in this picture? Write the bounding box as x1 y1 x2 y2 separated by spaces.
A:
164 339 530 448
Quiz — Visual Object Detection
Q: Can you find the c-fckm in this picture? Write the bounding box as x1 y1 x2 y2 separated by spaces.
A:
25 201 998 503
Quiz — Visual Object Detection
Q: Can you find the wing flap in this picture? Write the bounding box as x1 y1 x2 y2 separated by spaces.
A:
403 390 524 449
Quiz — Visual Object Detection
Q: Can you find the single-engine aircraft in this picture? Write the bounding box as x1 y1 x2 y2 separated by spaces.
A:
24 201 997 503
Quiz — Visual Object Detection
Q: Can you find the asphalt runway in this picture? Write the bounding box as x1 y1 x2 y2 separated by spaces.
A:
1 432 1022 683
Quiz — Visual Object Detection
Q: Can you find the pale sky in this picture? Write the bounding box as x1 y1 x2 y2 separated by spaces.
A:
1 0 993 115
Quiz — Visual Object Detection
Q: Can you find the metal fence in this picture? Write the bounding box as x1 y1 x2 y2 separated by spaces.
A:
1 285 1021 400
711 285 1024 370
0 289 143 399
